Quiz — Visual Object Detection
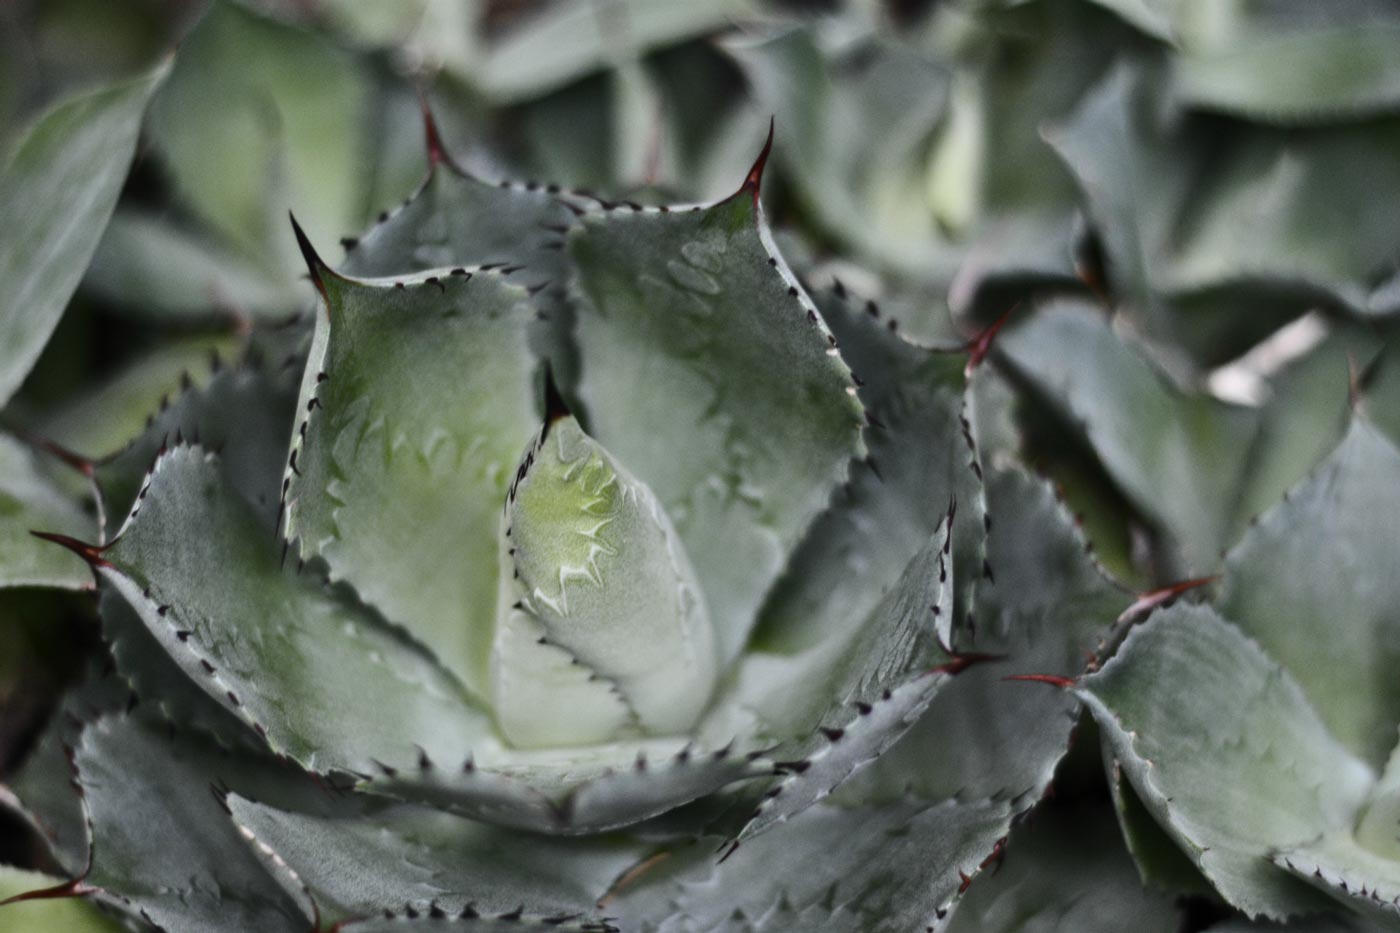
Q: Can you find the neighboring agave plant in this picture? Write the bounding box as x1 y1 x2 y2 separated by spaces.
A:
4 116 1131 932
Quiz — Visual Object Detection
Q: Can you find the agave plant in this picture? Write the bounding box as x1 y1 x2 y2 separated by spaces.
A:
9 1 1400 932
0 95 1146 930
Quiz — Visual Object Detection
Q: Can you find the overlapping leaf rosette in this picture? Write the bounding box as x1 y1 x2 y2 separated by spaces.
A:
4 118 1138 933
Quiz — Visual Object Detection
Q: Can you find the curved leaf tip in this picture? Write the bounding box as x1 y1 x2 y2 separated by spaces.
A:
288 212 329 303
738 116 776 205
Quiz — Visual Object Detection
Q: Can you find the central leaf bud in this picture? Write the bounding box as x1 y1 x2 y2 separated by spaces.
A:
491 406 717 748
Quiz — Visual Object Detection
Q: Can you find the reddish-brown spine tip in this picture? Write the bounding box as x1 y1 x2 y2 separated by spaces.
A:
418 90 461 173
1003 673 1076 689
929 651 1005 677
30 531 111 569
1116 575 1218 624
0 878 95 906
289 212 329 305
739 116 775 205
965 302 1020 372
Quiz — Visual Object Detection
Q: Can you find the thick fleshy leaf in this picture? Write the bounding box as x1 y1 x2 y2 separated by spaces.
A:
363 738 769 835
726 28 957 281
0 63 165 407
570 183 866 662
944 802 1181 933
283 259 537 698
997 301 1259 573
1049 64 1400 357
98 587 257 750
608 796 1015 932
74 715 313 933
338 158 580 389
1220 418 1400 769
713 515 957 841
32 333 239 458
1274 833 1400 923
145 1 373 261
476 0 752 104
84 210 303 319
226 794 639 925
753 282 983 655
1077 604 1373 919
94 358 300 534
496 414 716 745
1106 752 1214 896
99 447 498 775
1231 322 1379 525
1174 25 1400 122
0 866 123 932
3 666 127 877
838 464 1127 807
0 433 95 589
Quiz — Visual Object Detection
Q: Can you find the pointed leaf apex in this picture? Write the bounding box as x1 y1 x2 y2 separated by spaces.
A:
1117 575 1218 624
289 212 329 304
965 302 1021 372
1003 673 1077 689
30 530 112 568
418 90 462 173
0 878 95 906
738 116 775 205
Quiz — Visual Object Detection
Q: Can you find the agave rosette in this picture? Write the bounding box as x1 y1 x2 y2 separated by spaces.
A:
5 111 1137 932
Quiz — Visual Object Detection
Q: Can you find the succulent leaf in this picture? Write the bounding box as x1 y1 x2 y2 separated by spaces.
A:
997 301 1259 573
1220 417 1400 769
1173 24 1400 122
282 255 537 698
0 434 96 590
1077 604 1373 919
943 802 1182 933
0 63 167 408
226 794 640 925
754 282 984 655
837 465 1126 806
569 178 866 663
338 147 581 389
145 1 372 263
74 715 314 933
94 360 300 536
608 796 1016 932
496 413 716 746
100 447 499 774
